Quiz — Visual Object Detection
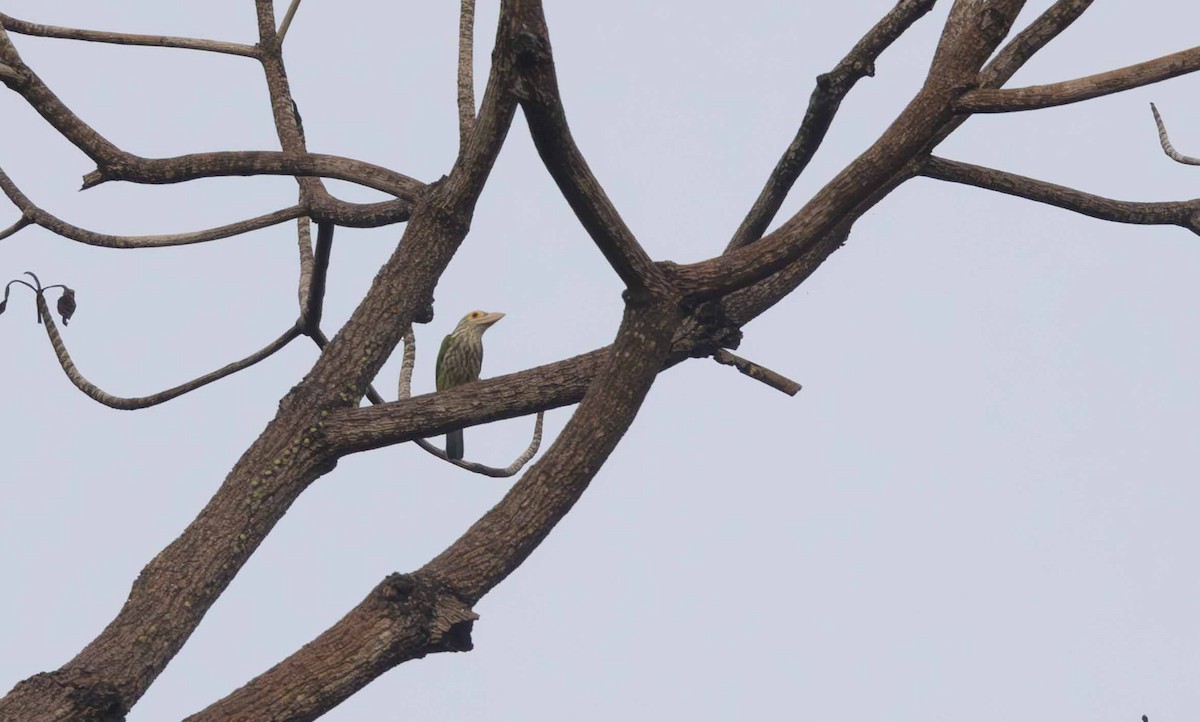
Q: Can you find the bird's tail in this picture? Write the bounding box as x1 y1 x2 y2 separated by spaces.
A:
446 429 464 460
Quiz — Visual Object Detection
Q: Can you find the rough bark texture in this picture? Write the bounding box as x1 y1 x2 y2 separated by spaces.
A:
2 1 1197 719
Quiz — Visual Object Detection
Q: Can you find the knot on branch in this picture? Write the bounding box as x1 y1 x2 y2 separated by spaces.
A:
8 669 127 722
514 30 549 65
377 573 478 654
428 596 478 653
674 300 742 359
977 8 1009 40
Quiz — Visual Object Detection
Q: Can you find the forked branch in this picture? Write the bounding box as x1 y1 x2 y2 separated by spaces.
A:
514 6 667 295
727 0 937 252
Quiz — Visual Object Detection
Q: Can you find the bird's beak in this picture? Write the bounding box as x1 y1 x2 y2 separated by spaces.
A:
480 311 504 327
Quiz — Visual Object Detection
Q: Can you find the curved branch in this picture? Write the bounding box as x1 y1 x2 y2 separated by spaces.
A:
920 155 1200 232
0 164 306 247
0 12 258 57
958 45 1200 113
395 326 545 476
0 215 31 241
413 414 544 478
727 0 938 252
80 151 426 200
33 294 302 410
0 25 128 167
1 20 420 230
1150 103 1200 166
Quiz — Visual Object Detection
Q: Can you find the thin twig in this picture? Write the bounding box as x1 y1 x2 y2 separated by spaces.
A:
276 0 304 45
1150 103 1200 166
712 349 801 396
0 165 305 247
414 416 544 478
457 0 477 148
0 215 31 242
0 12 259 58
32 292 302 410
920 155 1200 233
958 45 1200 113
726 0 938 252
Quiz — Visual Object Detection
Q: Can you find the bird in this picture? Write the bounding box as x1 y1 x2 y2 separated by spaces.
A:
435 309 504 460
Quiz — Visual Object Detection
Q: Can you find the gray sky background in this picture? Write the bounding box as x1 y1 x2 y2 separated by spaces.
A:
3 1 1199 720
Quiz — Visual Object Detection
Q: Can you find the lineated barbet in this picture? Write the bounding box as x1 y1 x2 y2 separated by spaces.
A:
435 310 504 460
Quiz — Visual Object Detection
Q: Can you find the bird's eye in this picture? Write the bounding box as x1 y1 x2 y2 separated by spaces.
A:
470 311 481 319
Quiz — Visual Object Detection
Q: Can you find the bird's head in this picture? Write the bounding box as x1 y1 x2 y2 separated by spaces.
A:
455 309 504 337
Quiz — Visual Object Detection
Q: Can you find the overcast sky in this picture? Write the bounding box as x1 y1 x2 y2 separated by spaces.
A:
3 1 1199 720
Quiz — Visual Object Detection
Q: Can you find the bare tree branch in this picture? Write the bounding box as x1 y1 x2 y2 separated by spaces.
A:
712 349 801 396
80 151 426 199
0 3 524 715
8 0 1194 718
958 45 1200 113
0 215 30 241
326 348 605 457
720 0 1096 325
301 222 334 336
458 0 477 147
27 292 303 410
672 0 1027 300
1 22 422 230
276 0 304 45
0 11 259 58
920 155 1200 232
0 164 306 248
295 216 314 319
1150 102 1200 166
727 0 938 252
979 0 1094 87
413 416 544 477
513 6 668 294
0 25 129 168
190 293 680 722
